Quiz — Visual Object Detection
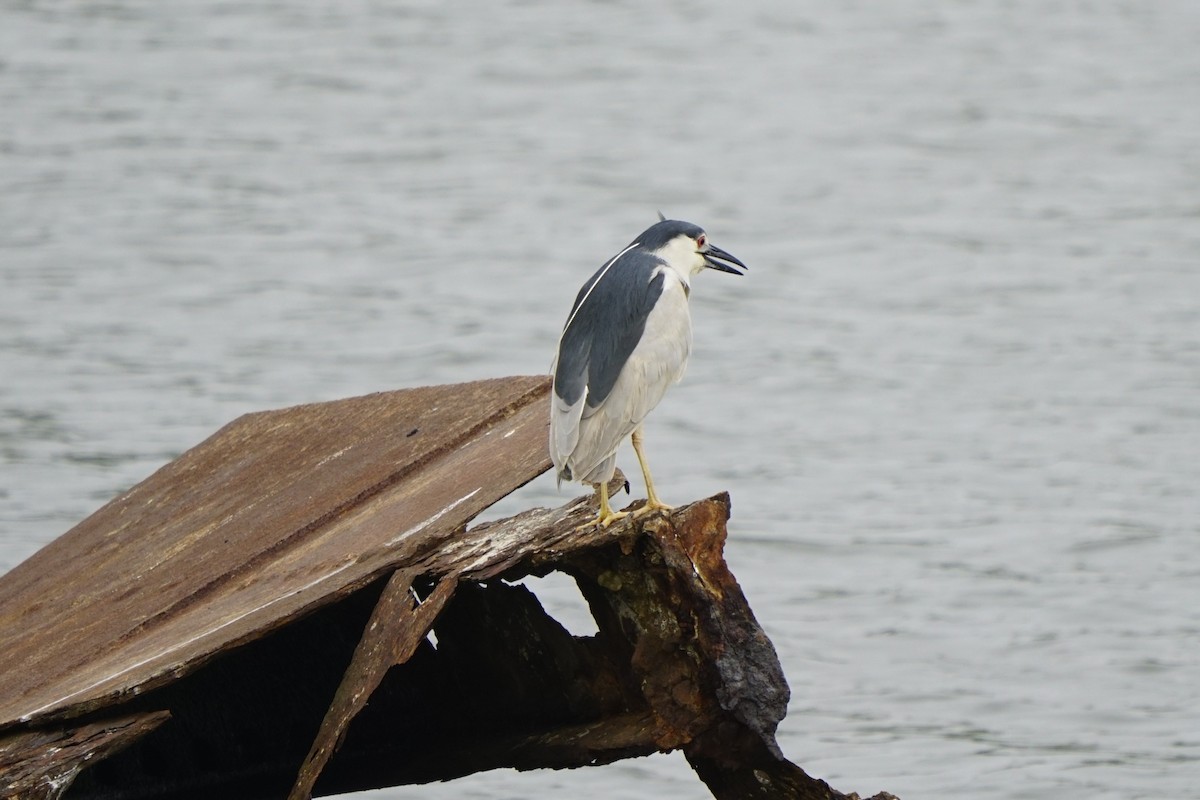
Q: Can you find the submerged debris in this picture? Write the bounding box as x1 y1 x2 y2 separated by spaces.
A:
0 377 898 800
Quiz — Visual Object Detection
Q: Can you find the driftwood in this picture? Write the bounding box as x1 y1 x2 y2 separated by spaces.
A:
0 713 170 800
0 377 898 800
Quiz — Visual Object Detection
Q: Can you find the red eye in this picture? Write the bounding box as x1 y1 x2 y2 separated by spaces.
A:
696 234 707 249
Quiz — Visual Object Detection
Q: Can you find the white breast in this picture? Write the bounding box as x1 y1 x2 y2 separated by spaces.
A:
616 267 693 418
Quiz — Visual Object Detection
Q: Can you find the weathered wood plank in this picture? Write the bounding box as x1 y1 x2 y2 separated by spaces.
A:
0 712 169 800
0 376 552 731
0 377 900 800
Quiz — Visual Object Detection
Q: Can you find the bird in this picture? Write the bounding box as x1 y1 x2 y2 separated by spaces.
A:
549 217 747 528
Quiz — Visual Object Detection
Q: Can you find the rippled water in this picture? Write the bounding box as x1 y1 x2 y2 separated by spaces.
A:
3 2 1199 798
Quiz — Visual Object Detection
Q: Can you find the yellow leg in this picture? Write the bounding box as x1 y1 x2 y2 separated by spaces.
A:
578 478 630 530
631 427 672 517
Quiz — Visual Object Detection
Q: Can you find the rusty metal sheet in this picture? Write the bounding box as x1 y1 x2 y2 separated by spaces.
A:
0 375 552 731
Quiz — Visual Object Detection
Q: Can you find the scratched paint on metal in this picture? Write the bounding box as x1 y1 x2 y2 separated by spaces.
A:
0 375 552 730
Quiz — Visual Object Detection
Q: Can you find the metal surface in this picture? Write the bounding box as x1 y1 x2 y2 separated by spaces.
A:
0 375 552 731
270 492 897 800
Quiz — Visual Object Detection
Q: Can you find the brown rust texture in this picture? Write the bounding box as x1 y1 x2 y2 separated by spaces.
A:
0 375 898 800
562 500 794 762
280 493 895 800
0 489 898 800
0 376 552 731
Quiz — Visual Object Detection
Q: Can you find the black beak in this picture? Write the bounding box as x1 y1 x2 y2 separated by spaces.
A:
702 244 748 275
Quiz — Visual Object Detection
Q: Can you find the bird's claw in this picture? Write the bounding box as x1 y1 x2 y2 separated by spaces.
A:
599 509 631 527
574 499 670 530
575 509 630 531
632 499 673 519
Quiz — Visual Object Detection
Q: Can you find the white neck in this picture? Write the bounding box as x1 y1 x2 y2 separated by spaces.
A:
652 237 707 285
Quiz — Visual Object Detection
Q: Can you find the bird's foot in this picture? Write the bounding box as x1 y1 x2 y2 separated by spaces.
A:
599 508 632 527
632 498 673 519
575 508 630 531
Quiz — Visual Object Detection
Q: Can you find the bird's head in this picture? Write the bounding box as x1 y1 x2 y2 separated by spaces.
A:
635 219 747 279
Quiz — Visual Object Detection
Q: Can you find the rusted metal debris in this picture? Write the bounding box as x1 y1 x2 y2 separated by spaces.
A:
0 376 899 800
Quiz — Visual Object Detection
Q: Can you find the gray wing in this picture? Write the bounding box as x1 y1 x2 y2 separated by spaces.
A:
550 251 666 481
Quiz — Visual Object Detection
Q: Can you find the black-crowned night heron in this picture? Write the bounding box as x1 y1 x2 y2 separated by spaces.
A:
550 218 747 527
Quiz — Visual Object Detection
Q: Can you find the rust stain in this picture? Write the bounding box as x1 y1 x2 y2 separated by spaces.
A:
0 377 896 800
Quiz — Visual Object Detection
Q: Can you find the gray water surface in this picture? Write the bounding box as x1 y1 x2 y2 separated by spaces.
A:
3 2 1199 798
